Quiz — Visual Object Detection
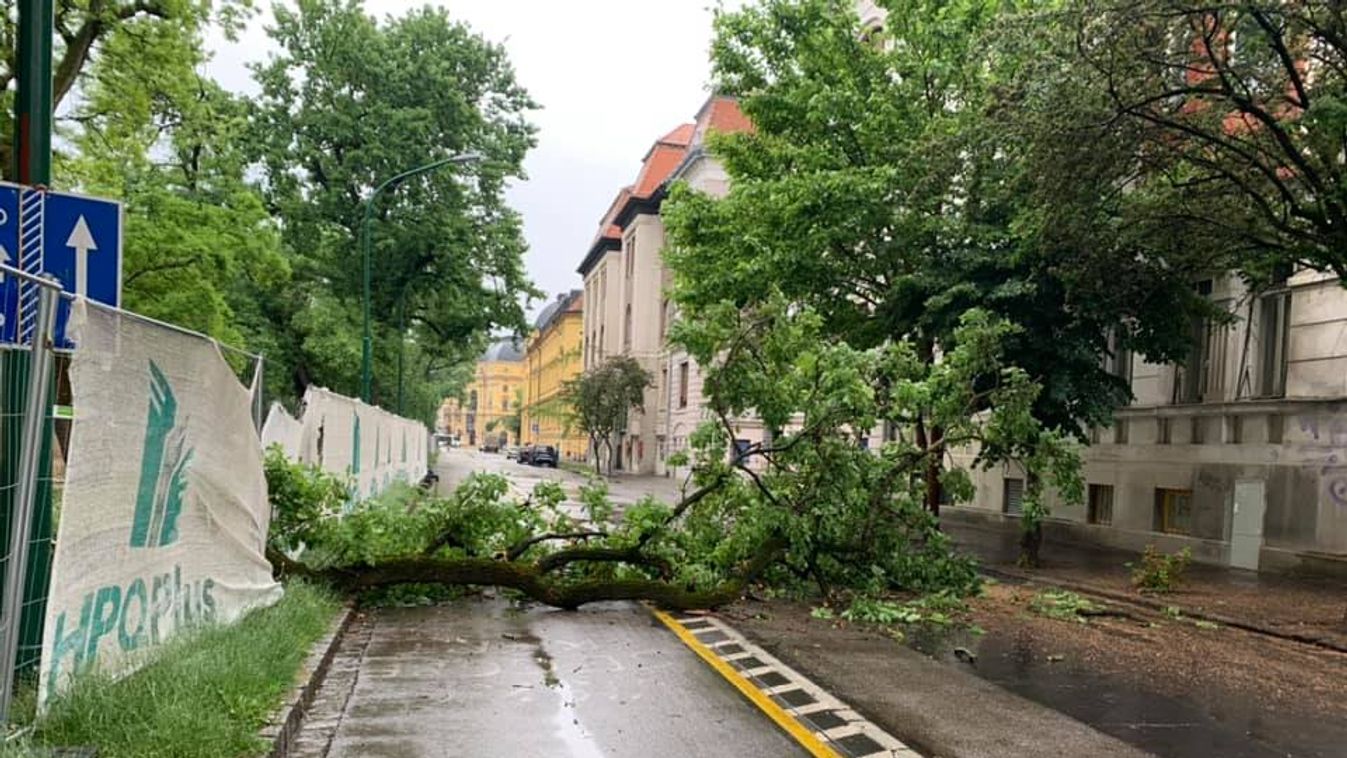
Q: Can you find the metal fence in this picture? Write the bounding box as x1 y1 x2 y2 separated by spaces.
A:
0 263 265 724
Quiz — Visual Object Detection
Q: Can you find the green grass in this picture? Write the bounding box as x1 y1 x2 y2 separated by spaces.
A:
559 460 595 477
27 581 340 758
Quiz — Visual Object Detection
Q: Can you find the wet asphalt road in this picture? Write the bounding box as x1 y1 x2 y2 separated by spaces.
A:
297 448 800 756
295 598 808 757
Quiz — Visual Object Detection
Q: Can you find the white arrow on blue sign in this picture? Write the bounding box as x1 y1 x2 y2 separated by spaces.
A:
0 182 122 348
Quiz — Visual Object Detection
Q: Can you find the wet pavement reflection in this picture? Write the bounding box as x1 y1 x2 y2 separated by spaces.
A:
906 612 1347 757
301 597 809 757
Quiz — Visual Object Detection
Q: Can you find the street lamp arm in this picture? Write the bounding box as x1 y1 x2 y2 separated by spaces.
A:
361 151 484 405
373 153 478 197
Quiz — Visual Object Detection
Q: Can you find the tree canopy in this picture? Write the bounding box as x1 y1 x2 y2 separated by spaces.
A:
564 357 653 475
248 0 539 417
664 0 1213 533
34 0 540 422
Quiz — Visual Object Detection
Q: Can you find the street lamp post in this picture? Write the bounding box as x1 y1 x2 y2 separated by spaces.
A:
361 152 483 404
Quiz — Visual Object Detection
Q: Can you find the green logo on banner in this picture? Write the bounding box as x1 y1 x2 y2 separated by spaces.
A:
130 361 194 548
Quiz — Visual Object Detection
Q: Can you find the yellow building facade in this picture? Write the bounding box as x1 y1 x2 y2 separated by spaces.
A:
438 339 527 448
522 290 587 461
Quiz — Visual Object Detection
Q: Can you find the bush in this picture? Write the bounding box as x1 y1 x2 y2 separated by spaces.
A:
264 446 350 553
1029 589 1102 623
1129 545 1192 593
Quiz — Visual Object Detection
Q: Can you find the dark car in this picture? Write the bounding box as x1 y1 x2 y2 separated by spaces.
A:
517 445 534 465
529 445 558 468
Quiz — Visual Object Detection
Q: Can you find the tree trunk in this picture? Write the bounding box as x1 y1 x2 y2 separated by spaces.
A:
1019 519 1042 569
915 416 944 517
271 535 785 612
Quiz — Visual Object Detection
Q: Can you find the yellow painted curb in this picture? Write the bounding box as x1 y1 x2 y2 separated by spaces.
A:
652 609 840 758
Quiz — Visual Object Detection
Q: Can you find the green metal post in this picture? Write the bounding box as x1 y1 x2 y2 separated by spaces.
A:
6 0 55 678
361 201 374 403
14 0 53 183
396 299 405 415
359 152 481 408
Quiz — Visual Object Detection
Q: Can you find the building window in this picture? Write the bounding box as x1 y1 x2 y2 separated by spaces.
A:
1268 413 1284 443
502 397 509 411
1175 280 1228 404
469 390 478 410
1158 417 1171 444
625 235 636 279
1257 289 1290 398
624 304 633 350
734 438 751 458
678 361 689 408
659 298 669 340
1154 488 1194 535
1002 477 1025 515
1088 484 1114 526
1104 328 1132 383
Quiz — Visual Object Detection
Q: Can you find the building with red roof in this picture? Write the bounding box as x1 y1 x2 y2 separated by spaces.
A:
577 95 752 474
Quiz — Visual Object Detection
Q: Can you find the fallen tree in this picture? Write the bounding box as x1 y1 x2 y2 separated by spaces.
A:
266 300 1081 611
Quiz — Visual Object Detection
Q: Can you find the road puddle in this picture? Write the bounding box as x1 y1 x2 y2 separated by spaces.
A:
905 623 1346 757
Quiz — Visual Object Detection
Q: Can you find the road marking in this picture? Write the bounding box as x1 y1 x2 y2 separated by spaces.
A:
653 608 841 758
655 610 920 758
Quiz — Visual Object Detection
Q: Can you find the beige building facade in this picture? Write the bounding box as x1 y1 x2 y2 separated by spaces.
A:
952 270 1347 575
578 96 753 475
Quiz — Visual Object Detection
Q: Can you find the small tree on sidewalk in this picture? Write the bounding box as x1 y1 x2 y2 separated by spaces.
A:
564 357 652 476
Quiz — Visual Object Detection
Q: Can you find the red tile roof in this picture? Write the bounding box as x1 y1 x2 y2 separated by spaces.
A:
692 95 753 145
580 97 755 274
630 124 694 199
598 187 631 242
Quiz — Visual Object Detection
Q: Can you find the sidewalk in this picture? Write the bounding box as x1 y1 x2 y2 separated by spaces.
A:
719 600 1149 758
945 520 1347 650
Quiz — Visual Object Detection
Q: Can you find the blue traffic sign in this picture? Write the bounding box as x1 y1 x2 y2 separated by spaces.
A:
0 182 122 348
0 188 17 344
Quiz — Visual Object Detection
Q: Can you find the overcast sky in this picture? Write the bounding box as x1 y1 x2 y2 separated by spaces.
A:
205 0 740 321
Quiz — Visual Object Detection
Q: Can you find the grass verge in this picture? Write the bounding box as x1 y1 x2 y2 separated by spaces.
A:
21 580 340 758
560 460 596 477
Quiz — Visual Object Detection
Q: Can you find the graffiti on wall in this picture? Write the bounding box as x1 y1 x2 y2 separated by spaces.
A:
1297 414 1347 508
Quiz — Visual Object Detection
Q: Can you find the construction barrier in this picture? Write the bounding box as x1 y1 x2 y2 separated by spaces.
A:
266 386 429 504
37 301 281 705
260 401 304 459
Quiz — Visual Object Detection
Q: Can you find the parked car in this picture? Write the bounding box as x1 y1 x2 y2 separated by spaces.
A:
480 442 500 453
529 445 558 468
517 445 534 465
505 446 521 460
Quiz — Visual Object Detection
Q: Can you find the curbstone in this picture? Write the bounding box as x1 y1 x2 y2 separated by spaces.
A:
259 602 358 758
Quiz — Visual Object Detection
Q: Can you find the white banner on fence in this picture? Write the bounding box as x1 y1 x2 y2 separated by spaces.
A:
294 387 428 503
39 301 282 705
260 402 304 458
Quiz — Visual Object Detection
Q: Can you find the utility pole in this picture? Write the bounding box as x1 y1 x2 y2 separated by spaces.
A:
5 0 55 678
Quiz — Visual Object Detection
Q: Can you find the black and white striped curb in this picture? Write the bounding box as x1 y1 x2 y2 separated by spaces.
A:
674 613 920 758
